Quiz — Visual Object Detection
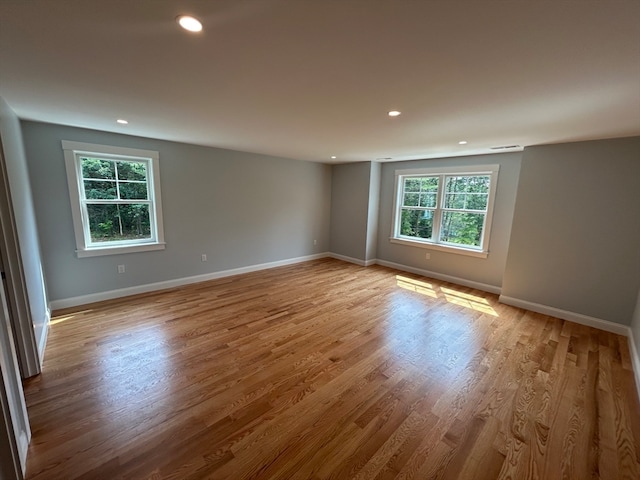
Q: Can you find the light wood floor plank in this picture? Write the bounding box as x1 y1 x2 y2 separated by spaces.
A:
22 259 640 479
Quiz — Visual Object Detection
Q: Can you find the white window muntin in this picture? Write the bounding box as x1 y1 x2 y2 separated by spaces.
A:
76 154 154 247
79 155 149 208
398 174 440 242
438 173 492 248
391 165 499 256
62 141 165 257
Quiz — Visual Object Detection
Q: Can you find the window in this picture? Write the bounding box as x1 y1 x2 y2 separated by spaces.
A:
62 141 165 257
391 165 499 257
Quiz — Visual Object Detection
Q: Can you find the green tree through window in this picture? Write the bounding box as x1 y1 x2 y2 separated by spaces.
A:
393 166 499 255
80 157 151 242
63 140 165 257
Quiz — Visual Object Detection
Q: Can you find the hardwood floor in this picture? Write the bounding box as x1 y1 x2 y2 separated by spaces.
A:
23 258 640 479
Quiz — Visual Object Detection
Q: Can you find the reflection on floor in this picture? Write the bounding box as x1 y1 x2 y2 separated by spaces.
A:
23 258 640 479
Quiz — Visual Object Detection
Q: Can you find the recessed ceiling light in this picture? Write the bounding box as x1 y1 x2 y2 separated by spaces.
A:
388 111 401 117
116 119 128 124
330 156 337 159
458 140 467 145
176 15 203 32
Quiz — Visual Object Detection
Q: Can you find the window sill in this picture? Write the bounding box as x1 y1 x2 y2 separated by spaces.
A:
76 242 166 258
389 237 489 258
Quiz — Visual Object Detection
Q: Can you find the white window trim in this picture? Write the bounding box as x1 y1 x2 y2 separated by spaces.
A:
390 164 499 258
62 140 166 258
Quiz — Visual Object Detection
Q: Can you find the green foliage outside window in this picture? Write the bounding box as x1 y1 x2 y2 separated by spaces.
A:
400 209 433 239
80 157 151 242
399 174 491 249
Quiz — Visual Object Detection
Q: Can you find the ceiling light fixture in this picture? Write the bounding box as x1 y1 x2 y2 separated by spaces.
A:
458 140 467 145
176 15 203 32
388 111 401 117
330 156 337 159
116 119 128 124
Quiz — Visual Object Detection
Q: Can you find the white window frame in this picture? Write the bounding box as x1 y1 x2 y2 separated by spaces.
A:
62 140 166 258
390 164 499 258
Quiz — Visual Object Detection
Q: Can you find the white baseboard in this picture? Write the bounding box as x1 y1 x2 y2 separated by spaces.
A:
37 308 50 368
627 330 640 403
44 251 640 402
375 259 502 295
18 430 29 474
498 295 631 337
51 252 498 309
328 253 376 267
50 253 330 310
327 255 501 294
498 295 640 402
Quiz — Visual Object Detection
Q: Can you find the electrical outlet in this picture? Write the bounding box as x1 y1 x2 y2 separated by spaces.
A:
425 253 431 260
313 239 317 246
201 254 207 262
117 264 125 273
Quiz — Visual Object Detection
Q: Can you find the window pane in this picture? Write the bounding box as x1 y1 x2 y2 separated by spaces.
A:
404 178 421 192
466 193 488 210
419 193 437 208
81 158 115 179
444 193 465 209
400 209 433 239
83 180 116 199
86 204 151 243
403 193 419 207
440 212 485 247
468 175 490 194
119 204 151 239
444 175 490 211
446 175 490 194
119 182 148 200
420 177 439 191
117 161 147 181
446 176 467 193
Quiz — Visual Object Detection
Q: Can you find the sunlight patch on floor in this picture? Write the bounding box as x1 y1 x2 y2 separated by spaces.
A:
49 314 78 326
396 276 438 298
49 308 96 326
395 275 498 316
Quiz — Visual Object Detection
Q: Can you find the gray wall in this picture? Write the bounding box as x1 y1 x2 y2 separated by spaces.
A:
329 162 372 261
0 97 48 375
376 152 522 289
18 119 640 330
502 137 640 325
22 121 331 303
365 162 381 262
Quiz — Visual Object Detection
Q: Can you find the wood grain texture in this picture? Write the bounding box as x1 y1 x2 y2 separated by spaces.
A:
22 259 640 479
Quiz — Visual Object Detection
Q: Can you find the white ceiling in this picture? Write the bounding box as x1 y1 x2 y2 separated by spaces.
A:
1 0 639 163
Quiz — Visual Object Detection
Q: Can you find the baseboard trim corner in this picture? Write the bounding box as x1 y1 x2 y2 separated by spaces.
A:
327 253 376 267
